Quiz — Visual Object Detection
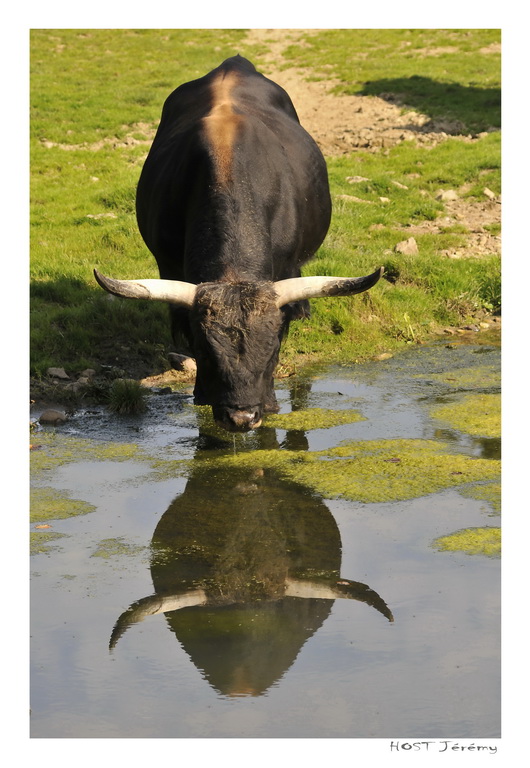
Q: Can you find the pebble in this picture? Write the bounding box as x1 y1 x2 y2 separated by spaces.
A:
435 189 459 201
394 237 418 255
47 367 70 380
374 353 393 361
336 194 373 204
167 353 197 373
39 409 67 425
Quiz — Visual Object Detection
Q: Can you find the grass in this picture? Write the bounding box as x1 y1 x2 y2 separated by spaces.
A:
107 379 148 414
30 29 501 389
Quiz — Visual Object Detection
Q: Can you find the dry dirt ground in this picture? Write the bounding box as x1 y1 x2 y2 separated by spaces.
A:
242 29 501 260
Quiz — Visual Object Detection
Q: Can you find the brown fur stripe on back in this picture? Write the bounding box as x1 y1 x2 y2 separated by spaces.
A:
203 71 241 185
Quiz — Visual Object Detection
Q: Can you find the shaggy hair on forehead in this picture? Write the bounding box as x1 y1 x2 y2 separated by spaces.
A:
194 282 280 325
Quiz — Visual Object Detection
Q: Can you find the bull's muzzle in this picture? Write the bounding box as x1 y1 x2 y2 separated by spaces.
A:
215 406 263 433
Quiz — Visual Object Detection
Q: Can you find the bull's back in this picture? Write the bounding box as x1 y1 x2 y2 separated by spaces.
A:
136 56 331 281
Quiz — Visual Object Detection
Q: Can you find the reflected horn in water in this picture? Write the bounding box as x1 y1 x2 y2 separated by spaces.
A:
110 576 393 651
109 589 207 650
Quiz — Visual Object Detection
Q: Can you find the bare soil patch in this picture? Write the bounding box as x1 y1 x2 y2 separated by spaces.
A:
244 29 500 259
244 29 476 156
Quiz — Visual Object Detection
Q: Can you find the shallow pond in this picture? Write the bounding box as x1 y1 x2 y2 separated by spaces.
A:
30 336 501 739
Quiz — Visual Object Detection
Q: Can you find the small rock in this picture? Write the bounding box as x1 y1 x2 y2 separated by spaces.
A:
479 322 491 329
435 189 459 201
46 367 70 380
79 368 96 379
394 237 419 255
391 180 408 189
483 187 496 200
346 175 370 183
39 409 67 425
373 353 393 361
168 353 197 373
336 194 373 204
379 197 390 203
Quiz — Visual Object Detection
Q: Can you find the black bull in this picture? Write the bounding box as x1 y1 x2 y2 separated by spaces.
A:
94 55 383 432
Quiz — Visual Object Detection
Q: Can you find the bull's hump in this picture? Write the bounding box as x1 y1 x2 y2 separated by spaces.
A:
203 71 242 186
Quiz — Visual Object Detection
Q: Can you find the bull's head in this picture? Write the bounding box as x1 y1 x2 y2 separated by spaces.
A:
94 267 383 432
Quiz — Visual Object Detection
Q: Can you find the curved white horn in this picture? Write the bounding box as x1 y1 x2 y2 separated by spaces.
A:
273 266 384 308
284 577 394 622
94 269 197 309
109 588 207 650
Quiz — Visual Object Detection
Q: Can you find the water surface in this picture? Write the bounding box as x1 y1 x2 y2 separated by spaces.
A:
30 338 501 738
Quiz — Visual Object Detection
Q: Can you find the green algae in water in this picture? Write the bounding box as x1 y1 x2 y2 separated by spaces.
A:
433 527 501 557
30 487 95 523
431 393 500 438
206 439 500 504
422 365 500 390
30 530 67 556
288 440 500 504
91 537 146 559
264 407 365 431
31 432 143 477
460 482 501 514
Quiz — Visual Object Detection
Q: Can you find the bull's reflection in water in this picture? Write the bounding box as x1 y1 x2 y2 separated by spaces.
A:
111 402 393 697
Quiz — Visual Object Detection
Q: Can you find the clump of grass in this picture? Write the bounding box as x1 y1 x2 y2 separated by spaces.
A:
107 378 148 414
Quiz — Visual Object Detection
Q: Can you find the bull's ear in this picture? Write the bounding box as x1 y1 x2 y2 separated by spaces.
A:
94 269 197 309
273 266 384 308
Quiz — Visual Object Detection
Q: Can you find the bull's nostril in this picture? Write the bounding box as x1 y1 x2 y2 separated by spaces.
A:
225 407 262 432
